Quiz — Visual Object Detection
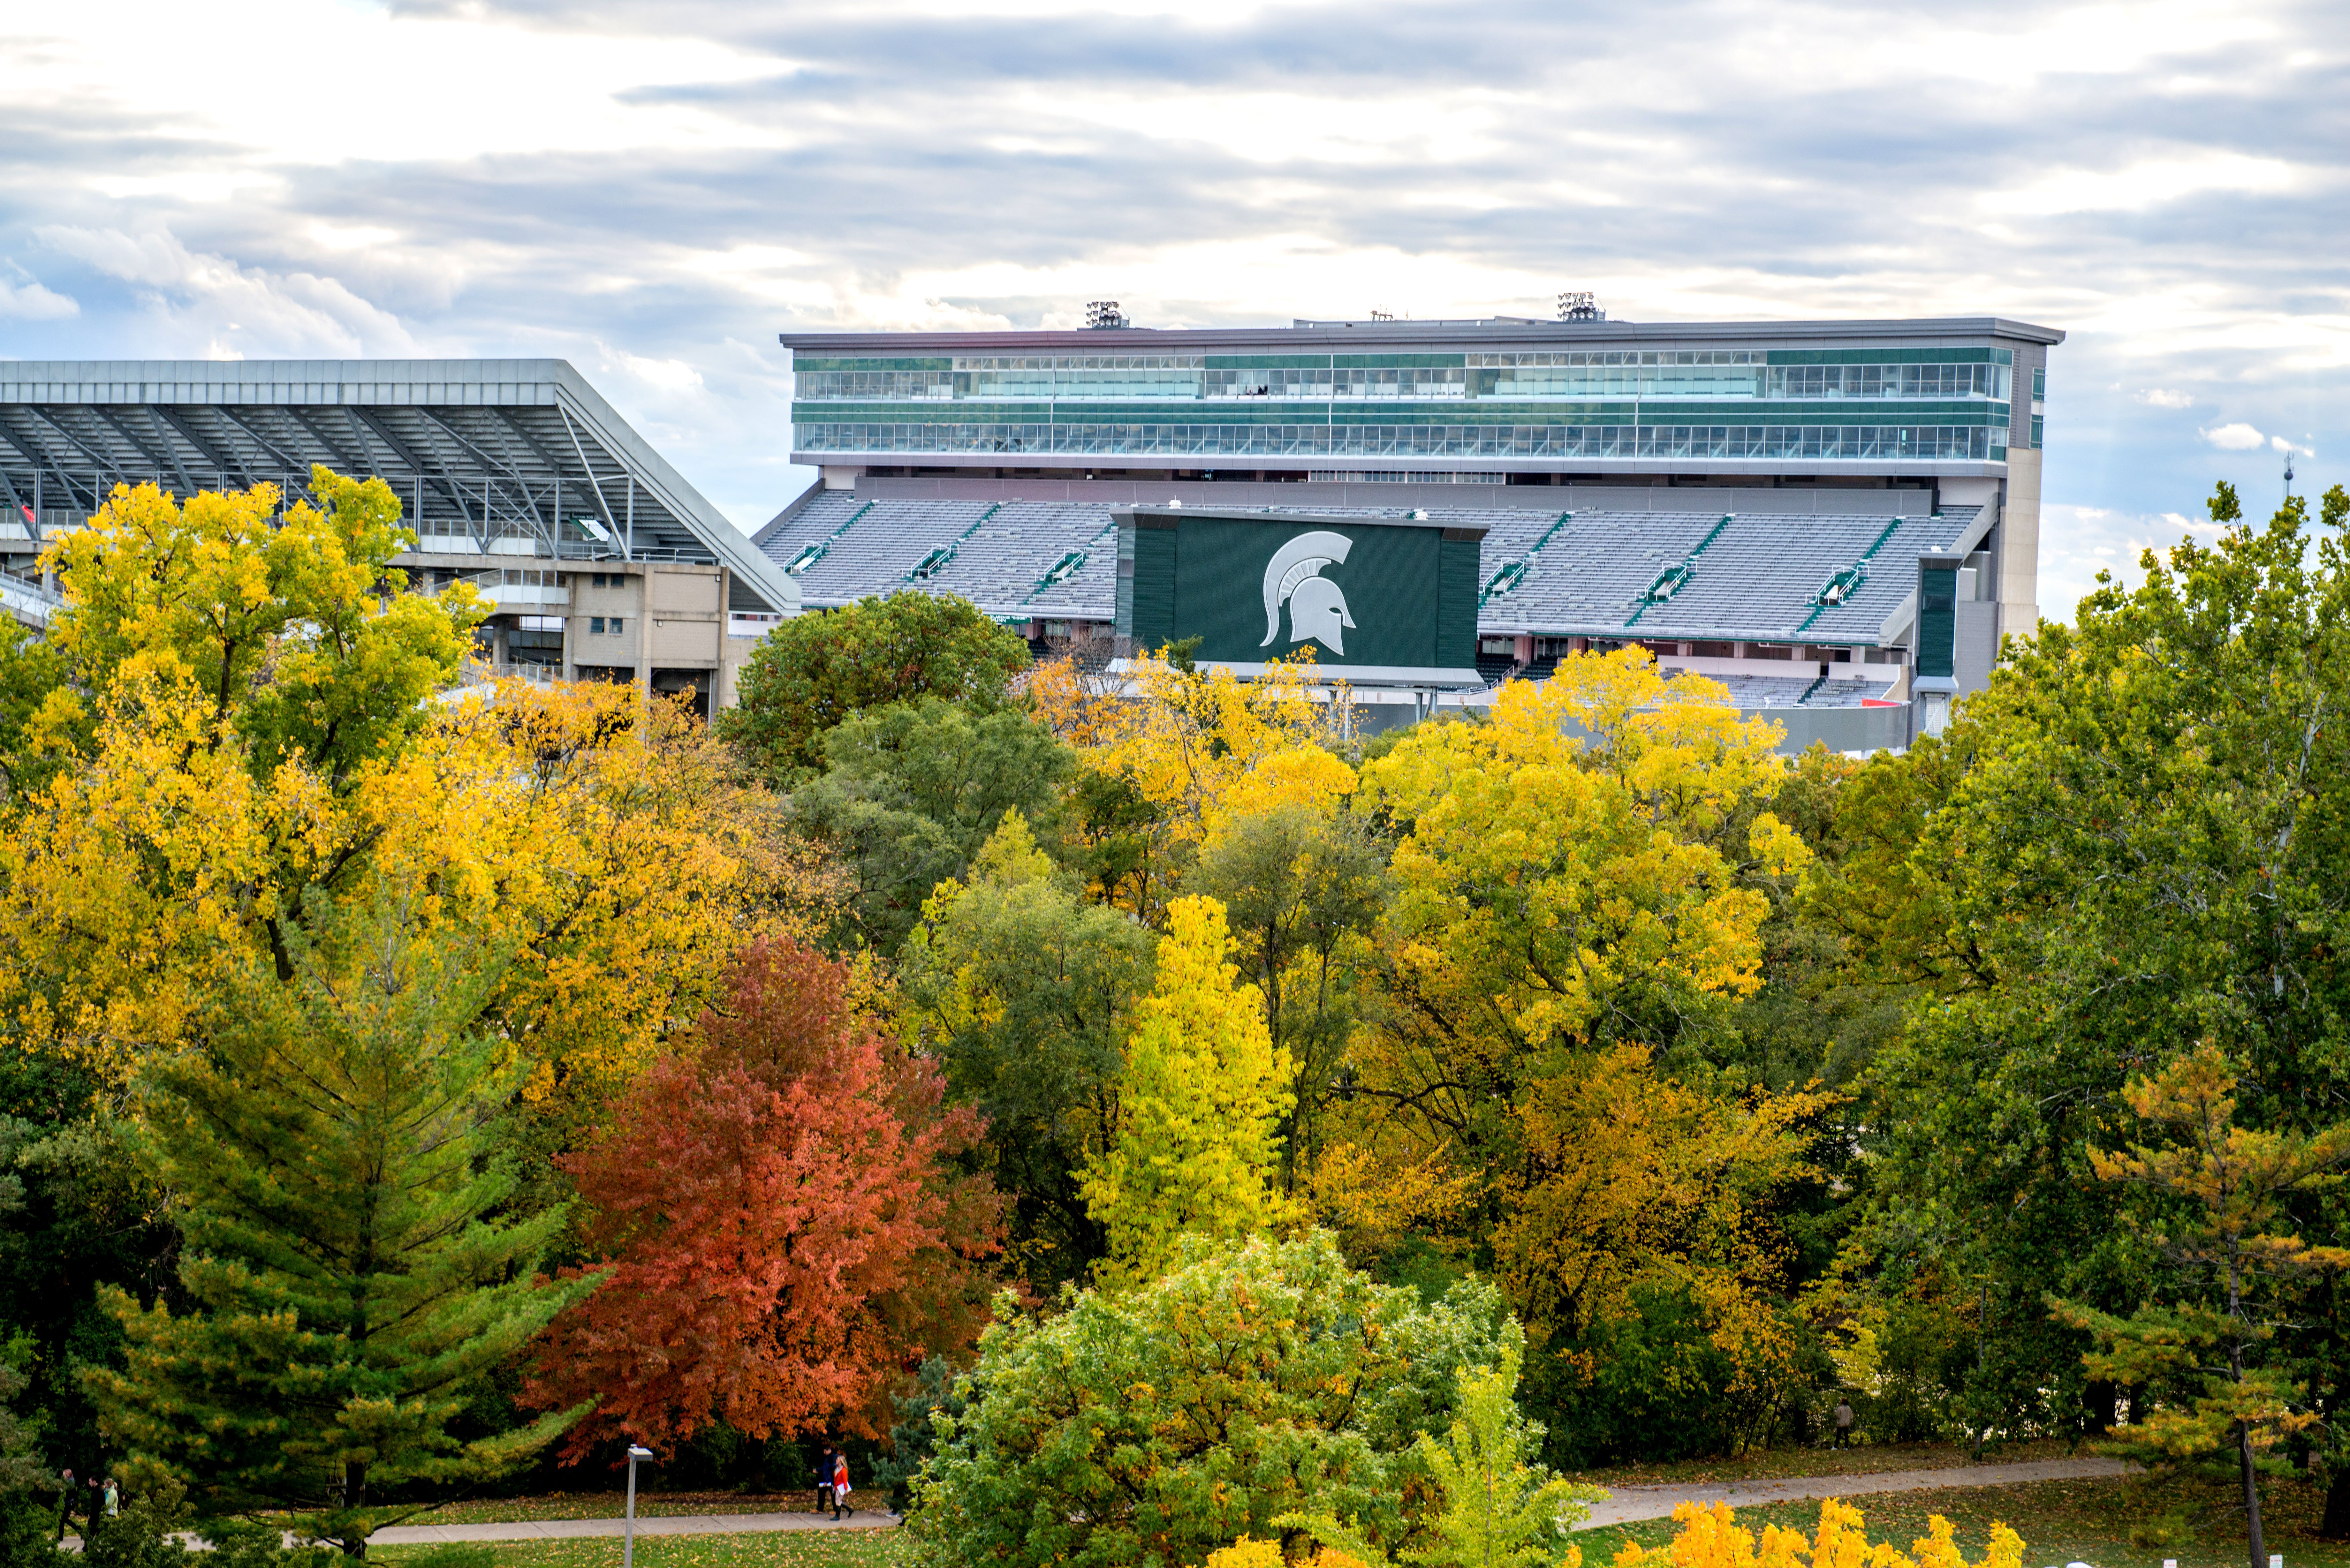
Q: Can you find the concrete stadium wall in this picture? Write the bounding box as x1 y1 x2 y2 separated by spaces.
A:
1426 693 1913 756
1745 703 1911 756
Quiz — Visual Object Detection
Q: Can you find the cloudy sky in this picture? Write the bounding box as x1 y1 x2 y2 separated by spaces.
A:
1 0 2341 621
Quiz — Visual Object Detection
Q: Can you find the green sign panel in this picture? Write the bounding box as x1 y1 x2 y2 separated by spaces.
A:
1115 508 1485 681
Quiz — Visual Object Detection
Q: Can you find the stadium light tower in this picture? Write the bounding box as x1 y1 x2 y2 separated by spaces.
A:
1557 290 1605 322
1085 300 1128 329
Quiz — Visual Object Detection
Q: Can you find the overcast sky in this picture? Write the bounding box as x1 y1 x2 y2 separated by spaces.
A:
1 0 2341 622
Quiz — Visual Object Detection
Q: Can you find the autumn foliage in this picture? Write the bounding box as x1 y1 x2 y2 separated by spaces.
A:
1612 1499 2021 1568
528 938 1000 1457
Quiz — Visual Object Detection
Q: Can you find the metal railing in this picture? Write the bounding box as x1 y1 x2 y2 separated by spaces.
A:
0 574 64 626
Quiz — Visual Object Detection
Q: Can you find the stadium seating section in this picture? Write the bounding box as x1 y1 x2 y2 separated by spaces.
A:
755 497 1969 710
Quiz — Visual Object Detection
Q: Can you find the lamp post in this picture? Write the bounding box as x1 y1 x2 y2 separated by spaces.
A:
624 1445 656 1568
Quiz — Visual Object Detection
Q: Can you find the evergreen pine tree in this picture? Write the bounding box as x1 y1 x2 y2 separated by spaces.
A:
2051 1043 2350 1568
85 893 598 1555
1081 896 1299 1287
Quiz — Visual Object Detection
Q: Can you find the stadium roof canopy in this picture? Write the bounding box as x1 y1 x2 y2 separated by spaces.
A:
0 360 796 613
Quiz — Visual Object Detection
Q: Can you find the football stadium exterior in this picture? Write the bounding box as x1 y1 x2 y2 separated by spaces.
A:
772 314 2062 746
0 311 2060 749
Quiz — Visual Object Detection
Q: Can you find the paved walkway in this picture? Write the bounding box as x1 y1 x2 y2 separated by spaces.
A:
372 1508 899 1545
1576 1457 2133 1530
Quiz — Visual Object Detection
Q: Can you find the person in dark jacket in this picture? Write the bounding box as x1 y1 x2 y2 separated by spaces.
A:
814 1445 836 1514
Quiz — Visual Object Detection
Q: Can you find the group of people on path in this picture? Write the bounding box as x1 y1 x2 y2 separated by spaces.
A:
812 1445 853 1520
52 1468 119 1541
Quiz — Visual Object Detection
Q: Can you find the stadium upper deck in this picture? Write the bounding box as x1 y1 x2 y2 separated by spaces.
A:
776 313 2059 747
779 313 2062 658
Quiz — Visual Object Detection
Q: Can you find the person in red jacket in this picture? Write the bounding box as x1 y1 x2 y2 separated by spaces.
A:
831 1451 850 1521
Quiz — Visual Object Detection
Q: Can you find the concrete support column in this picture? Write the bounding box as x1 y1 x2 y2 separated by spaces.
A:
1998 452 2043 643
635 569 653 699
561 572 577 681
713 566 731 710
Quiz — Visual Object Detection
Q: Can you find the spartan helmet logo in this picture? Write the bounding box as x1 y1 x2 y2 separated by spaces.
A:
1260 531 1358 655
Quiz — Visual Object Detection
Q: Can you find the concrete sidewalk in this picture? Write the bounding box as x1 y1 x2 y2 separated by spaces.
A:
372 1508 900 1545
1576 1457 2133 1529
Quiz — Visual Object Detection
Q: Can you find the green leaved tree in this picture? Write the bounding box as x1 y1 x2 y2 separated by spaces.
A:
794 696 1072 952
899 811 1156 1287
1849 482 2350 1457
1080 895 1299 1288
2051 1042 2350 1568
719 591 1033 780
86 894 598 1556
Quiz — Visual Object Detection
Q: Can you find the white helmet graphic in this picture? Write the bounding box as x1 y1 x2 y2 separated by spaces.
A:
1260 531 1357 655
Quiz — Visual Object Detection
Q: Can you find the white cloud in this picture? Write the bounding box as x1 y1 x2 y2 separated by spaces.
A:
35 226 417 357
2271 434 2314 456
0 276 77 320
1994 152 2299 217
1 2 794 171
2201 422 2268 450
596 341 706 395
2135 388 2193 409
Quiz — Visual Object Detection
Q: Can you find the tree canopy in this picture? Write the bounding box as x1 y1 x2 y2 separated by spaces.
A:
719 591 1033 780
908 1232 1518 1568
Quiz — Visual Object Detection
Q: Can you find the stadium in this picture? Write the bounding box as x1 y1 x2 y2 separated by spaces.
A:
0 307 2059 745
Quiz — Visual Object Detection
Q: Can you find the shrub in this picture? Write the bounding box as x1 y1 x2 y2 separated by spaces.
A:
906 1232 1517 1568
1612 1499 2022 1568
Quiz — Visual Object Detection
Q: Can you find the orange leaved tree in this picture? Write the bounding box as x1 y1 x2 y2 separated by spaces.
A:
527 939 1001 1457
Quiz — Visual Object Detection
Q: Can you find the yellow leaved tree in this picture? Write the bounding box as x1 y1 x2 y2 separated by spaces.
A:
0 473 832 1118
1331 650 1821 1439
1080 894 1301 1286
1029 648 1353 919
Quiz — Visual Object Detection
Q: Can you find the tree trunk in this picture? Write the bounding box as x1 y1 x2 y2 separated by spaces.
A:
344 1461 369 1558
2241 1421 2265 1568
2321 1465 2350 1539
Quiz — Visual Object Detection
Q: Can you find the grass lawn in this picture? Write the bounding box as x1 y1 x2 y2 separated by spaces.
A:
1580 1473 2346 1568
371 1528 907 1568
1564 1437 2084 1489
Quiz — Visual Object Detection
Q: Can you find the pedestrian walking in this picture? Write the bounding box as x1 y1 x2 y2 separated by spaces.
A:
814 1445 836 1515
51 1468 73 1542
1832 1395 1855 1449
831 1451 850 1521
103 1476 119 1517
